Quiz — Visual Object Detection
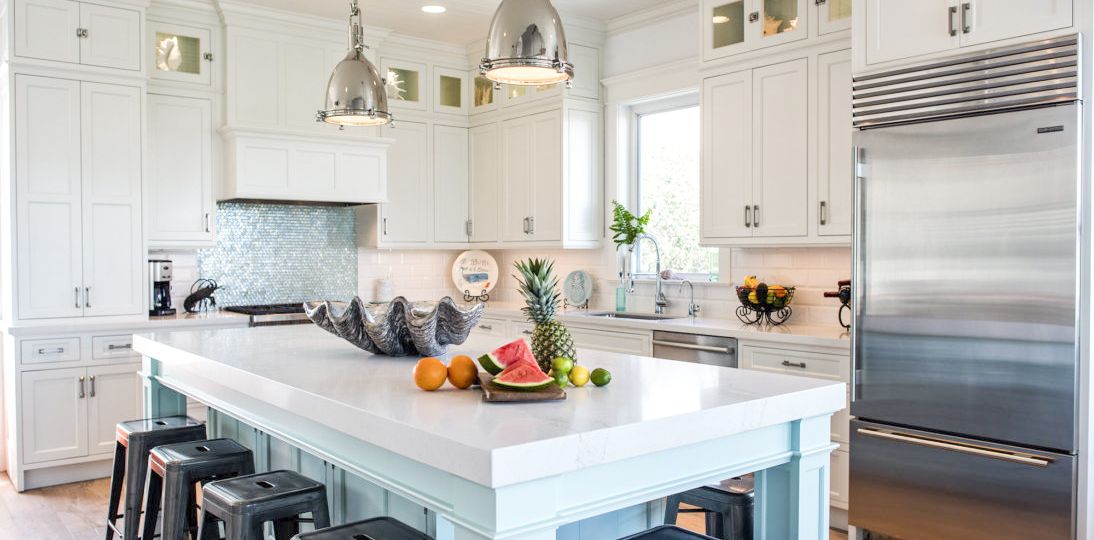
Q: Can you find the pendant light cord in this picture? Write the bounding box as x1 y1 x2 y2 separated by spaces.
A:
348 0 365 52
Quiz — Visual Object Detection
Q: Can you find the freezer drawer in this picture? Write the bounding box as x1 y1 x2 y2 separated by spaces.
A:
850 420 1074 540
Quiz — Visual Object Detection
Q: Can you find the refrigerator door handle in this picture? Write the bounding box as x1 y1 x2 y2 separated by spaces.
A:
856 427 1053 468
851 145 865 402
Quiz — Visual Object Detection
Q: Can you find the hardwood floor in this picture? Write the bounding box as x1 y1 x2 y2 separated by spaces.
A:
0 474 847 539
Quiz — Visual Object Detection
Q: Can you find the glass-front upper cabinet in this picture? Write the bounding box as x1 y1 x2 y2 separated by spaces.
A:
817 0 851 35
472 75 496 113
702 0 811 62
434 67 468 115
381 59 427 111
149 21 213 86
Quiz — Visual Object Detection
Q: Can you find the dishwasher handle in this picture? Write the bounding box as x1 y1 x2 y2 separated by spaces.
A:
652 340 735 355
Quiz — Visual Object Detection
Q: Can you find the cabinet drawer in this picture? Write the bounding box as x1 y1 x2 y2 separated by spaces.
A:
21 337 81 365
830 448 849 507
569 325 651 356
744 346 847 381
472 317 509 337
92 335 136 360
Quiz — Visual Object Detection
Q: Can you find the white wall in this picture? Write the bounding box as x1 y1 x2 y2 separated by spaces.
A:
602 11 699 78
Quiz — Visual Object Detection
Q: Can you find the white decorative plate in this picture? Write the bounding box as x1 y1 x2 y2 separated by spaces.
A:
452 250 499 297
563 270 593 307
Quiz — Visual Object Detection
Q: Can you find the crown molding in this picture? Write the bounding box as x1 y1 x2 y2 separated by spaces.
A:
215 0 394 43
605 0 698 35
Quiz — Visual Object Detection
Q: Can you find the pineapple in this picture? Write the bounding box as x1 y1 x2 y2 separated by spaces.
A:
514 258 577 372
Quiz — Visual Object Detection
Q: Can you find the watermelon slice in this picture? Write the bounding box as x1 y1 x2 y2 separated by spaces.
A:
493 362 553 391
478 339 538 375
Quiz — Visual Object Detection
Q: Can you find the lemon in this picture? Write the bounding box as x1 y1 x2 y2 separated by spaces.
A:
569 365 590 387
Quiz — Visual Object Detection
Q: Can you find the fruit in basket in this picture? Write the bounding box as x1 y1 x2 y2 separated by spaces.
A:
478 339 538 375
748 290 758 303
756 283 769 304
771 285 788 298
743 275 759 289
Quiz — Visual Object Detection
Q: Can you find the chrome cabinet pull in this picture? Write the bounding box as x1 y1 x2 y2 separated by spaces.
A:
37 347 65 355
753 205 760 227
521 329 533 335
781 360 807 368
522 217 530 234
108 343 132 351
85 287 91 308
203 212 211 233
478 324 493 331
856 427 1053 468
382 218 388 236
75 286 80 308
961 2 971 33
652 340 734 355
815 0 826 4
528 216 535 235
748 11 759 22
820 201 828 226
89 376 96 398
948 6 958 36
465 220 473 237
78 376 85 398
744 205 752 227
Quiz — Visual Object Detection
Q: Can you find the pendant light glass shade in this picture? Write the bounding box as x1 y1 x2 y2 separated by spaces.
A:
317 1 392 127
480 0 574 86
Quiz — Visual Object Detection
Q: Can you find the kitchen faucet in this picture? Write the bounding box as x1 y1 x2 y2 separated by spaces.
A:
680 280 700 318
628 233 669 314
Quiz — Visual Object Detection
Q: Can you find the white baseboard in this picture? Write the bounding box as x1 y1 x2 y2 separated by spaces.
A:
23 459 113 491
832 507 848 531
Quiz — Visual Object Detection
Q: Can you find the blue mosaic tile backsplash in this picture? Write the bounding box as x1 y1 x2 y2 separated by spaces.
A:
197 202 358 306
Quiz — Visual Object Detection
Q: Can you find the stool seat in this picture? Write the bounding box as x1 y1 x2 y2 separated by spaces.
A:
665 475 754 540
199 470 331 540
105 416 206 540
620 525 717 539
292 517 432 540
142 438 255 540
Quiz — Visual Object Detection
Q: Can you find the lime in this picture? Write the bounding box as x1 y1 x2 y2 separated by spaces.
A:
548 369 569 388
568 365 590 387
590 368 612 387
551 357 574 375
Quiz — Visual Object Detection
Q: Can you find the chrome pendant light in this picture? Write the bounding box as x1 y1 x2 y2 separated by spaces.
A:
480 0 574 86
317 0 392 127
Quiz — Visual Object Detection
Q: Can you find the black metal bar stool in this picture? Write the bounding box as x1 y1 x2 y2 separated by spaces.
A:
620 525 717 539
197 470 331 540
141 438 256 540
291 517 432 540
664 476 754 540
105 416 206 540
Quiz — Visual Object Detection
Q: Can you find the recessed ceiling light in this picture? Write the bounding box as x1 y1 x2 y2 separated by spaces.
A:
421 5 446 14
712 15 730 24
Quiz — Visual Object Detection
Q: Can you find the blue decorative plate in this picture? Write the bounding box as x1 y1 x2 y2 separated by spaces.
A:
563 270 593 307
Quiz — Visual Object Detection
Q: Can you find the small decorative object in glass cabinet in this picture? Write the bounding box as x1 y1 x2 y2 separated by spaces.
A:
381 59 427 111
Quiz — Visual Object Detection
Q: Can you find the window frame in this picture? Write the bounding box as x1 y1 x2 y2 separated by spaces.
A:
627 92 716 282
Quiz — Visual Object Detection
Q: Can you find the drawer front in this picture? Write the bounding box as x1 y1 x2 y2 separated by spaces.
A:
472 317 509 337
21 337 81 365
830 448 849 508
570 326 651 356
743 345 848 381
92 335 136 360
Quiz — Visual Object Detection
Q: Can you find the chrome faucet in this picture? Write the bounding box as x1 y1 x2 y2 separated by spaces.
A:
680 280 700 318
629 233 669 314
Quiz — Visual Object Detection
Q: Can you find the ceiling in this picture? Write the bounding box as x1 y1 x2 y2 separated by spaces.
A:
238 0 668 44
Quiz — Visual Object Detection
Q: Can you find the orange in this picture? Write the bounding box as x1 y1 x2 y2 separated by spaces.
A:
413 357 447 391
447 355 478 389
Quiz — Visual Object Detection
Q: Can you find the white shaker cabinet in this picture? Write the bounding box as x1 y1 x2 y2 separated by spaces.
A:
701 70 753 240
501 109 562 243
20 367 88 464
468 123 501 243
78 2 141 70
817 49 853 236
147 94 215 247
86 364 141 455
433 125 470 244
13 0 141 71
959 0 1072 47
13 0 80 64
377 121 430 245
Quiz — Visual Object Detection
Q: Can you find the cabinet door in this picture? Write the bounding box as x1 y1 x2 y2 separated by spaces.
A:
13 0 80 64
817 50 853 237
703 0 749 61
433 125 470 243
469 123 500 243
148 94 214 245
149 21 213 86
21 368 88 464
81 82 143 316
817 0 852 34
14 75 83 319
380 122 430 244
754 0 809 49
79 3 141 71
529 109 563 242
501 117 533 242
568 44 601 100
702 71 753 239
752 58 807 238
87 364 141 455
960 0 1071 47
864 0 958 65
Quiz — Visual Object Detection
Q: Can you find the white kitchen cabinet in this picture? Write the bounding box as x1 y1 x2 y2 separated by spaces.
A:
569 326 652 356
567 43 602 100
148 20 214 86
13 0 141 71
471 317 510 339
86 364 141 455
501 116 535 242
817 0 852 35
433 125 470 243
859 0 1072 67
378 121 430 244
830 448 849 508
21 368 88 464
14 75 142 320
702 0 809 62
817 49 853 237
469 123 500 243
147 94 215 247
702 58 807 242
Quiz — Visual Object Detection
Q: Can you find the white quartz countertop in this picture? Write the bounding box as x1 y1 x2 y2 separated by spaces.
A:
134 325 845 488
3 309 250 337
483 303 850 349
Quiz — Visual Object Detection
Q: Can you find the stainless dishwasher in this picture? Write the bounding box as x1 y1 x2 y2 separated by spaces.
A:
652 331 737 368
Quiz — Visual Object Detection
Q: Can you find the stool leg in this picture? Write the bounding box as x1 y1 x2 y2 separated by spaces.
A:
161 471 191 540
707 510 723 538
140 470 164 540
312 496 331 530
272 517 298 540
122 441 150 540
226 514 263 540
196 507 218 540
664 495 681 526
105 442 127 540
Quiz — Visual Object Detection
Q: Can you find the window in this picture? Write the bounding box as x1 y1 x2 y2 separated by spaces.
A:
633 97 718 280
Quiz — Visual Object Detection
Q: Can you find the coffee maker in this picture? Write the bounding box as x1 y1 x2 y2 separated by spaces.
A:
149 259 176 316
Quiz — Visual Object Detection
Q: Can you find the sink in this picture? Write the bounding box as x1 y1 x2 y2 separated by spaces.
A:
584 312 683 321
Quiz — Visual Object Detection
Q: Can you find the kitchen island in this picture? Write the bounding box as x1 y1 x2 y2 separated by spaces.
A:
134 325 844 539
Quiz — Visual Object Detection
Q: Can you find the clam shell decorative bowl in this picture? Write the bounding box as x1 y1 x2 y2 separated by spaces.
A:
304 296 485 357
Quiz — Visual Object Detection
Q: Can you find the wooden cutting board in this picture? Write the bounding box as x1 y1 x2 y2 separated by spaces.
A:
478 372 566 402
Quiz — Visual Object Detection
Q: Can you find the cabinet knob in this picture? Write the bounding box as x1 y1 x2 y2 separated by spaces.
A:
748 11 759 22
203 52 214 62
76 28 88 38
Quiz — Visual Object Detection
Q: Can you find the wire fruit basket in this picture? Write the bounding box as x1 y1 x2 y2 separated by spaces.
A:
735 285 795 326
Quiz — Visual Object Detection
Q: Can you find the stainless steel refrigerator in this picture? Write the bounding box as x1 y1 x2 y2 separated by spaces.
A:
849 35 1081 539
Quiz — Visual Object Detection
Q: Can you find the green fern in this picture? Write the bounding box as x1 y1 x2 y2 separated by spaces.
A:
610 200 652 247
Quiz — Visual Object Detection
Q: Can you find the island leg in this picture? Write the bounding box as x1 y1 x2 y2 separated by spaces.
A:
142 356 187 417
753 415 836 540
